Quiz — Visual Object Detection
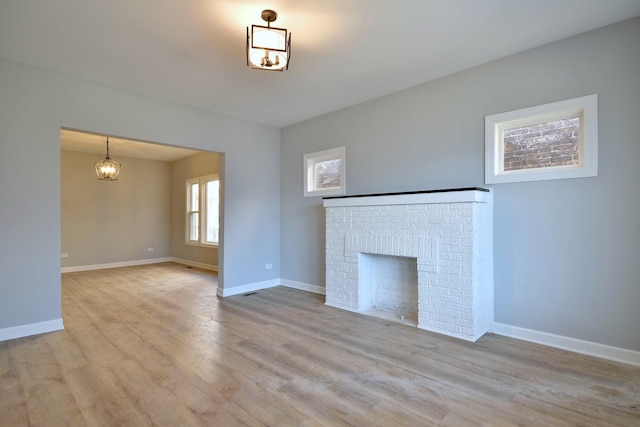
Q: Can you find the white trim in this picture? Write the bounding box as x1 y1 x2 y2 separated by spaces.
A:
218 278 325 298
185 241 219 249
323 189 491 208
493 323 640 367
200 174 220 246
185 177 200 245
280 279 326 295
171 257 218 272
217 279 279 297
0 318 64 342
61 257 172 273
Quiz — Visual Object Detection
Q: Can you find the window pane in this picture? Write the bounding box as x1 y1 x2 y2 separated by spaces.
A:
314 158 342 189
189 212 199 241
503 115 580 171
205 180 219 244
190 183 199 210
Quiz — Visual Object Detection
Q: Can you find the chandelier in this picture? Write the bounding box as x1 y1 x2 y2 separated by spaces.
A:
94 137 121 181
246 9 291 71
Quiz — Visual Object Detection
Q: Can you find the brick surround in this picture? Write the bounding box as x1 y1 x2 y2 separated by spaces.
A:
323 189 493 342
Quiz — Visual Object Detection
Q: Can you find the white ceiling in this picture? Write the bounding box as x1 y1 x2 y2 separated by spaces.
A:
2 0 639 131
61 129 203 162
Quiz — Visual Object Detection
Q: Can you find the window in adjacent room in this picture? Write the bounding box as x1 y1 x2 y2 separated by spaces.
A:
304 146 346 197
485 94 598 184
186 174 219 246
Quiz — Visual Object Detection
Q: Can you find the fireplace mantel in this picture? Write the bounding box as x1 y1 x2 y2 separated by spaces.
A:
323 187 491 208
323 187 493 342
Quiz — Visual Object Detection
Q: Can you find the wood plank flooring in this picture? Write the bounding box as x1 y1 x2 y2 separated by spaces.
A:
1 262 639 426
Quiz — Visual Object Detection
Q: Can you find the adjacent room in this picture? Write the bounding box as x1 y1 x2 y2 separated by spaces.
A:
60 129 221 274
1 1 639 425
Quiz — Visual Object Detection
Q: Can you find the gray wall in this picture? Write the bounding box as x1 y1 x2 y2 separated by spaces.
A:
171 152 219 267
0 57 280 330
61 150 172 267
281 18 640 351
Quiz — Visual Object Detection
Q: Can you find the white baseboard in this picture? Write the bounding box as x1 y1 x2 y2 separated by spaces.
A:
61 257 172 273
218 279 325 298
493 323 640 367
217 279 280 297
171 257 218 272
0 318 64 342
280 279 326 295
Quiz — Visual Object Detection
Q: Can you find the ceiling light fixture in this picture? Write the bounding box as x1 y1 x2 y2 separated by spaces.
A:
94 137 121 181
246 9 291 71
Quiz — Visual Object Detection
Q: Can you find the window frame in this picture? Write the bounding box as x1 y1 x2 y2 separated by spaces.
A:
185 178 200 245
185 174 219 248
485 94 598 184
303 146 346 197
200 174 219 247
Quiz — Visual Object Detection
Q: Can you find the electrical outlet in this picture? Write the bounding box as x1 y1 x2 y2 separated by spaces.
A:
61 253 69 258
265 263 272 270
147 247 154 252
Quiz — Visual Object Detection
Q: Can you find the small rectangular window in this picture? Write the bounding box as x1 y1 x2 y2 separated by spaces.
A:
314 158 342 189
485 94 597 184
503 114 580 171
304 147 346 197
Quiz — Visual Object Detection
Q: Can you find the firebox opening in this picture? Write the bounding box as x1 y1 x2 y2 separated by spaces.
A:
358 253 419 326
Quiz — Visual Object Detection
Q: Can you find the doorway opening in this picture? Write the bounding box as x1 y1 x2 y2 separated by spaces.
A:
59 128 223 286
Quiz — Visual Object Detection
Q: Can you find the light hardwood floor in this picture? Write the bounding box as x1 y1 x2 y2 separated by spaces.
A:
1 263 639 426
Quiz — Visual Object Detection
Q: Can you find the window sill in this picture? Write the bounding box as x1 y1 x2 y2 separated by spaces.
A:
185 241 219 249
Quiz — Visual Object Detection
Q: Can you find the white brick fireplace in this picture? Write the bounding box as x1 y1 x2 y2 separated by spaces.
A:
323 188 493 342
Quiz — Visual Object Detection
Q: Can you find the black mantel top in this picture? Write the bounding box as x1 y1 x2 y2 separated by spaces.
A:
323 187 490 200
